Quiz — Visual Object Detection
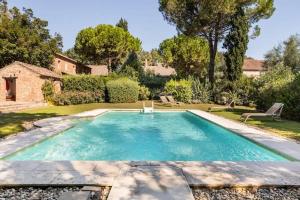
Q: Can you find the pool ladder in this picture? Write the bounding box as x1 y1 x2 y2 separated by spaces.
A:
142 101 154 113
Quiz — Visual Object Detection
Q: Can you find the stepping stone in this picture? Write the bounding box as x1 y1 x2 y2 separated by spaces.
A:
58 191 91 200
108 166 195 200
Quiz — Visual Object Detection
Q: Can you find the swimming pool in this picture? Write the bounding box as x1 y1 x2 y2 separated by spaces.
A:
6 111 288 161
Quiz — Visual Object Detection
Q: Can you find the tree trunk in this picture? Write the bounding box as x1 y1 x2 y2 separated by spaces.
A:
108 58 112 73
208 38 218 83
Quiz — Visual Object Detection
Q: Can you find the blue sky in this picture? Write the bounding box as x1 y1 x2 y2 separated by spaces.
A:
8 0 300 59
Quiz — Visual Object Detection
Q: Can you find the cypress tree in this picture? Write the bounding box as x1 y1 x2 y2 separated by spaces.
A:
223 7 249 81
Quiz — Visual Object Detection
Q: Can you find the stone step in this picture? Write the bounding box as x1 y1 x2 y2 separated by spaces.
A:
0 102 46 112
108 166 195 200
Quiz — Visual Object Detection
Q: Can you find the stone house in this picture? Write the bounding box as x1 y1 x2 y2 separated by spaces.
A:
144 60 176 77
0 61 61 102
243 58 266 77
52 53 91 75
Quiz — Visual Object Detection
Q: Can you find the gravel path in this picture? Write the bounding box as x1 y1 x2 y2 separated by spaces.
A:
192 187 300 200
0 186 110 200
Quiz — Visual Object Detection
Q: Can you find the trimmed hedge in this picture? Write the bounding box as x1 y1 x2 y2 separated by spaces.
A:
106 78 139 103
164 79 192 103
53 91 104 105
62 75 106 92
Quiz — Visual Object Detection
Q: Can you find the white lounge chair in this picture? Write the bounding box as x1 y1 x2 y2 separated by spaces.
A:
241 103 284 122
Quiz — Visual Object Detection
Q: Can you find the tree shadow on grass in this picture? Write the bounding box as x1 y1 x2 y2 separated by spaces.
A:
0 112 62 137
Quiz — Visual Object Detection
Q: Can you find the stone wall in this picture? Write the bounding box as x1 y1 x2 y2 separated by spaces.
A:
53 57 77 75
0 64 60 102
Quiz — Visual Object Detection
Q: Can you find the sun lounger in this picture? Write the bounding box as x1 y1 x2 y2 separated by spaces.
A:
208 100 235 112
241 103 284 122
166 95 182 105
160 95 171 104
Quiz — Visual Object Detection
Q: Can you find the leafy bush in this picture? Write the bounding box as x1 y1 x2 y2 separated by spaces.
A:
164 79 192 103
106 78 139 103
189 77 211 103
41 81 55 101
62 75 106 92
256 67 300 120
140 71 170 89
139 85 150 100
119 65 139 81
211 75 256 105
53 91 104 105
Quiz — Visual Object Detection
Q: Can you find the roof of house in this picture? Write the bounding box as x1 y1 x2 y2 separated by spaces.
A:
144 64 176 76
87 65 109 76
243 58 266 71
54 53 78 64
3 61 62 79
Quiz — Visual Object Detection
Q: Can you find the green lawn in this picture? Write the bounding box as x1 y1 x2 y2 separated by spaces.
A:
1 102 300 141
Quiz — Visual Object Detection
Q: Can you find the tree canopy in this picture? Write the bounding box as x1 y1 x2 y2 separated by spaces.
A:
159 0 275 83
74 24 141 71
0 2 62 68
264 34 300 72
223 7 249 81
159 35 209 78
116 18 128 32
140 49 163 66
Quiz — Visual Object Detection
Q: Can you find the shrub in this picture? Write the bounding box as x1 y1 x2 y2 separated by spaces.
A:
62 75 106 92
139 85 150 100
119 65 139 81
256 67 300 121
189 77 211 103
41 81 55 101
140 72 170 89
106 78 139 103
52 91 104 105
164 79 192 103
211 75 256 105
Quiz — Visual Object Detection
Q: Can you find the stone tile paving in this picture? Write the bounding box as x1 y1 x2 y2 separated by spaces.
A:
0 161 300 187
189 110 300 161
107 166 195 200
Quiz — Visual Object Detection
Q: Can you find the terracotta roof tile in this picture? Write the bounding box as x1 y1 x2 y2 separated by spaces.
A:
87 65 109 76
144 64 176 76
243 58 266 71
15 61 61 79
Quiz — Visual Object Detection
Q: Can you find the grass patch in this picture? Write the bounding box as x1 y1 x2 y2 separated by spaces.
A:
1 102 300 141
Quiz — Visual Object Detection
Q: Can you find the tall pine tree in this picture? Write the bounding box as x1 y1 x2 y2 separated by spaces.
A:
116 18 128 32
223 7 249 81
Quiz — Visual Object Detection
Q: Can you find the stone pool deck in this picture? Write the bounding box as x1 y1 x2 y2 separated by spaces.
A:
1 109 300 199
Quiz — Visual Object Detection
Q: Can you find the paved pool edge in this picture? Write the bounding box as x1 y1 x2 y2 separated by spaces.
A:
0 161 300 187
1 109 300 187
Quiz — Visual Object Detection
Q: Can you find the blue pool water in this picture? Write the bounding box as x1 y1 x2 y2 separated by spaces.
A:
6 112 287 161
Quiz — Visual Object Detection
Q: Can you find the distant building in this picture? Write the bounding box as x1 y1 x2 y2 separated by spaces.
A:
0 61 61 102
242 58 266 77
52 53 91 75
144 60 176 77
87 65 109 76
